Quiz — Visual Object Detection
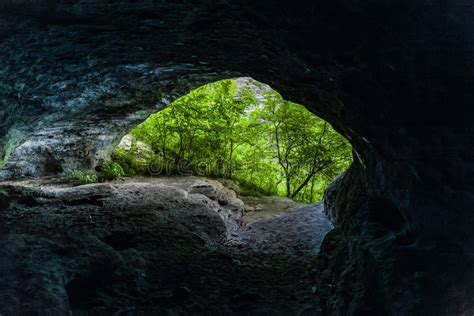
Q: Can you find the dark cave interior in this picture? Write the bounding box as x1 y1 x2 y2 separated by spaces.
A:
0 1 473 315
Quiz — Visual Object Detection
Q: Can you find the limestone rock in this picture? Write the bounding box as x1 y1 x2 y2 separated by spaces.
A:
117 135 133 151
323 172 345 225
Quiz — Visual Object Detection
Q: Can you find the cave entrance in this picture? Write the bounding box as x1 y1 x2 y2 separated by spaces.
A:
110 77 352 205
1 76 354 313
95 77 353 249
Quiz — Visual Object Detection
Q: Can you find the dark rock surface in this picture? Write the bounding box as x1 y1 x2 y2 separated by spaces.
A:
323 172 345 225
0 1 473 314
0 179 330 314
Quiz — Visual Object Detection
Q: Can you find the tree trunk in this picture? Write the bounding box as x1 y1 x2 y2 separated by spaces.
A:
310 177 315 203
228 140 233 178
286 175 291 198
291 172 315 199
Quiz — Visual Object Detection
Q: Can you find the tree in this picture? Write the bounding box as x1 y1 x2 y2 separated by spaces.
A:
255 88 351 200
114 78 352 203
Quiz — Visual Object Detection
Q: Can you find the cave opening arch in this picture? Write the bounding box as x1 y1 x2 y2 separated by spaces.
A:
108 76 353 206
0 58 468 314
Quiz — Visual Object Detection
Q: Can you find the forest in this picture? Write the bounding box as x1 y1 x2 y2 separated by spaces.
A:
111 79 352 203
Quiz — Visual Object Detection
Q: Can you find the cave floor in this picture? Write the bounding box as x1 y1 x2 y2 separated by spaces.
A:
0 177 333 315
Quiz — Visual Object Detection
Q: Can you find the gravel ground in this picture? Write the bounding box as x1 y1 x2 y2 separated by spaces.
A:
230 203 333 257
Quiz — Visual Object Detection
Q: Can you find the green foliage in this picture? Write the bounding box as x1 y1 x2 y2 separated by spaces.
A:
111 148 148 176
113 79 352 202
67 169 98 185
235 177 278 197
252 93 352 201
99 161 125 181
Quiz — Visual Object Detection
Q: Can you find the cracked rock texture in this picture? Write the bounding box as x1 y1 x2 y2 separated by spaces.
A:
0 178 330 314
0 1 473 314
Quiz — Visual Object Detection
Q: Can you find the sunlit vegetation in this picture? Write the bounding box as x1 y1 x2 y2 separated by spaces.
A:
98 161 125 181
112 79 352 202
67 161 124 184
67 169 98 185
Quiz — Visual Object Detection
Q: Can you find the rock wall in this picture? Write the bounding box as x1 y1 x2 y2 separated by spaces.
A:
323 172 345 225
0 1 473 314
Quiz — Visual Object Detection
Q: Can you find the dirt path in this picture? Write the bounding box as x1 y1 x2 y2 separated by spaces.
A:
231 203 333 256
239 195 308 225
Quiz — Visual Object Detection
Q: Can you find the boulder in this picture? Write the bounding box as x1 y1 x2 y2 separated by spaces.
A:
323 172 345 225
